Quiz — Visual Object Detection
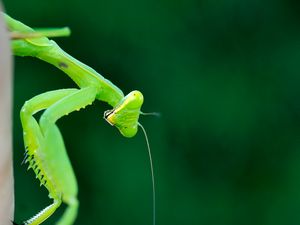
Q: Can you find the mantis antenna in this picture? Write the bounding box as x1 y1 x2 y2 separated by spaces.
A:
140 111 161 117
138 122 156 225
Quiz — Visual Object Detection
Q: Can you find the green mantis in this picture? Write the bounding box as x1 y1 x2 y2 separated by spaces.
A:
4 13 155 225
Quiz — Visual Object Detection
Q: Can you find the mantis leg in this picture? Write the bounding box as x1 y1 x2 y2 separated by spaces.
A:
21 89 78 158
55 198 78 225
39 86 98 137
43 124 79 225
20 89 78 225
22 199 61 225
38 86 98 225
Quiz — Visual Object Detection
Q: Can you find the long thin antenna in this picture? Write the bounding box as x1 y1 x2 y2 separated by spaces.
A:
138 123 156 225
140 111 161 117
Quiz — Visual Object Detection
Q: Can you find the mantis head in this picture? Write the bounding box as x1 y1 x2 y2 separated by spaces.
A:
104 90 157 225
104 90 144 138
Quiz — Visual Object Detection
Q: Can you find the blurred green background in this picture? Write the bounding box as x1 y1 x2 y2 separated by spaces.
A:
3 0 300 224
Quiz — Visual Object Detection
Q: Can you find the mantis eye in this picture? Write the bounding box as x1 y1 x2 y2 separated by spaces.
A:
104 90 144 138
123 90 144 109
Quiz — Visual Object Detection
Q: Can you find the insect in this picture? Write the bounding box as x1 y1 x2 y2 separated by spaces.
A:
4 13 156 225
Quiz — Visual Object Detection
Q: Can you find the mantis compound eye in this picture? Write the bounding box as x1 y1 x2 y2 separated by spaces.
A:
104 90 144 138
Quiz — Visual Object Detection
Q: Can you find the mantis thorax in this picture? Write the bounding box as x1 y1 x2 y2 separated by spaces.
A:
104 90 143 138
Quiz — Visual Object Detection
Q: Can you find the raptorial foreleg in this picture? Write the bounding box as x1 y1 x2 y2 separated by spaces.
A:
19 89 78 225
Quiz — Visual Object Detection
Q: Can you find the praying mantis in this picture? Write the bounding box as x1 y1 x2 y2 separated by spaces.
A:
4 13 156 225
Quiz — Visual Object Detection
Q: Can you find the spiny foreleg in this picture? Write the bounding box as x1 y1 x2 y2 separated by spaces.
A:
38 86 98 225
19 89 78 225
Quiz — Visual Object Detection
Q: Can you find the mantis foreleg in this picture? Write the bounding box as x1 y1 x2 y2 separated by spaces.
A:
20 89 78 224
37 86 98 225
20 87 97 225
21 89 78 156
43 124 78 225
22 199 61 225
21 87 98 225
39 87 98 134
